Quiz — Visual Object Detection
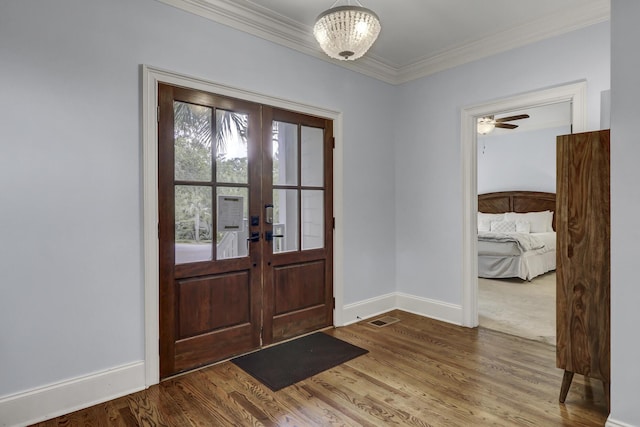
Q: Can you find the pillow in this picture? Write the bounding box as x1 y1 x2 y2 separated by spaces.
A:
490 220 516 233
478 212 505 221
545 211 554 231
478 212 504 232
515 220 531 233
478 219 492 232
505 211 553 233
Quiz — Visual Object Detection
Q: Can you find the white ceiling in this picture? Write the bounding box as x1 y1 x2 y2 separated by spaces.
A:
157 0 610 84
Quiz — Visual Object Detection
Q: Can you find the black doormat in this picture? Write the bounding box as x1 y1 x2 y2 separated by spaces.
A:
231 332 368 391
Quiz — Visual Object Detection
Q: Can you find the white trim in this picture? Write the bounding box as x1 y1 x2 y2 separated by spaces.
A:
341 293 462 326
461 104 478 328
460 81 588 327
0 362 145 427
395 1 610 84
155 0 609 85
605 416 636 427
396 293 463 325
142 65 343 387
332 117 345 327
154 0 397 84
341 293 397 326
142 65 160 388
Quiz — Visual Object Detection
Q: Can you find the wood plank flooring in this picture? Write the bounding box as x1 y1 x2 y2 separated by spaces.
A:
32 310 609 426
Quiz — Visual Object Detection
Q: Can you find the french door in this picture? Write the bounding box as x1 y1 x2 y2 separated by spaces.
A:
158 84 333 378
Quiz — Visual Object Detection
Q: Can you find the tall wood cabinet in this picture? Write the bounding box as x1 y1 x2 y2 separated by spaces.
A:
556 130 610 407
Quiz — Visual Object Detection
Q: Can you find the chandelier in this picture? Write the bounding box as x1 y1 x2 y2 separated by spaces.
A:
313 1 381 61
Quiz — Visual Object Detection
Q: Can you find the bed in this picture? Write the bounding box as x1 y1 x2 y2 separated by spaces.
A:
478 191 556 281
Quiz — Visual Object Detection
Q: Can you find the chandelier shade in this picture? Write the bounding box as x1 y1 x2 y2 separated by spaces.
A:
313 5 381 61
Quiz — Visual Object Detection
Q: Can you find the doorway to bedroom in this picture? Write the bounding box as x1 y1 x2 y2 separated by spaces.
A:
476 101 571 345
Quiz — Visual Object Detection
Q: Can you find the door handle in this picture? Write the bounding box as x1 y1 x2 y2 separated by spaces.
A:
265 231 284 242
248 231 260 243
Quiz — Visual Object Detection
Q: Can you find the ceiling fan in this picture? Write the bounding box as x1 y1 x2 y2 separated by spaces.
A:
477 114 530 135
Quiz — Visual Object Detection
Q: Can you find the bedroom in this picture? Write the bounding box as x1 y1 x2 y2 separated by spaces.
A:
1 1 639 426
476 102 572 344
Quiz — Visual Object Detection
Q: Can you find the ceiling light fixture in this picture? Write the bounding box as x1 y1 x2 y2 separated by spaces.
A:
313 0 381 61
477 117 496 135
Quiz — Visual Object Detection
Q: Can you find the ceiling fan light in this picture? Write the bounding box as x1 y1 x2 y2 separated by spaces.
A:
477 117 495 135
313 5 381 61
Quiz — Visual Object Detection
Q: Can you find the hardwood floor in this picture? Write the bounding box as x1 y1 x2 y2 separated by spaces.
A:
32 310 609 426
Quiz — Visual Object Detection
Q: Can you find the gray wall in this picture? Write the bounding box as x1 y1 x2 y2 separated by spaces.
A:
610 1 640 425
0 0 397 397
477 125 570 195
3 1 632 425
394 22 610 303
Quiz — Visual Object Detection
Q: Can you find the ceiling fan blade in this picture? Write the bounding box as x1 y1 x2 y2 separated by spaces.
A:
495 114 530 123
495 123 518 129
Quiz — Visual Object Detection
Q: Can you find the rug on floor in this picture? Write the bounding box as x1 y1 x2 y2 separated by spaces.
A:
231 332 368 391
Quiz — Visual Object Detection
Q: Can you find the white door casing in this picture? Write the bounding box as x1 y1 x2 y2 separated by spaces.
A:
141 65 344 386
460 81 587 328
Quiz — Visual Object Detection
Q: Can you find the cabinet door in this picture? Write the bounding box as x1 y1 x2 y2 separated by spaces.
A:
556 130 610 382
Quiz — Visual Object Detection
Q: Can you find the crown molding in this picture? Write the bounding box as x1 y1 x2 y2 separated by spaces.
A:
156 0 399 83
155 0 610 85
395 0 611 84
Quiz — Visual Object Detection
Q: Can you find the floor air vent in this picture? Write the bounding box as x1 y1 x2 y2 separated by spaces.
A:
368 316 400 327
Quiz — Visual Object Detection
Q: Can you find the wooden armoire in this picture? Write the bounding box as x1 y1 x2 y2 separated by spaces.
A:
556 129 610 408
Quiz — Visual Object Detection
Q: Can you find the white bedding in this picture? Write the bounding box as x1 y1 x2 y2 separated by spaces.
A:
478 231 546 251
478 232 556 280
478 239 521 256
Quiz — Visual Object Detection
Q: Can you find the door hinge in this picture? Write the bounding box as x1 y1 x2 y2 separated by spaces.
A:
157 105 160 123
333 297 336 309
332 137 335 149
332 217 336 229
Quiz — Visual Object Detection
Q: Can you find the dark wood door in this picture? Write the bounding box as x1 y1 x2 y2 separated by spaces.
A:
262 107 334 345
158 84 333 378
158 84 263 378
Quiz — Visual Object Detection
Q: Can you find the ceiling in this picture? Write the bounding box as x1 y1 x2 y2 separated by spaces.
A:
157 0 610 84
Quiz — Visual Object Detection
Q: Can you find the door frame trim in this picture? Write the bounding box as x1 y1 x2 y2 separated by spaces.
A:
141 65 343 386
459 80 587 328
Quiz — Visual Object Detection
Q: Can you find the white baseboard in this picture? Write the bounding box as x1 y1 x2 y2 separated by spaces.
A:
0 294 461 427
396 292 463 325
606 416 637 427
0 361 146 427
340 292 463 327
341 292 397 325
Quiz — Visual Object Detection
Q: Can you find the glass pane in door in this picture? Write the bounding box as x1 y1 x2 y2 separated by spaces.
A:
175 185 213 264
272 121 298 186
301 126 324 187
173 101 212 182
216 187 249 260
273 189 299 253
216 110 248 184
302 190 324 250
